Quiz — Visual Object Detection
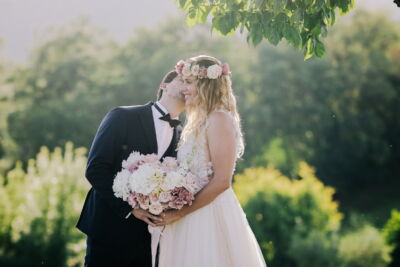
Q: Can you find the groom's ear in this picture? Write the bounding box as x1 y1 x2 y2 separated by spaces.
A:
158 70 178 100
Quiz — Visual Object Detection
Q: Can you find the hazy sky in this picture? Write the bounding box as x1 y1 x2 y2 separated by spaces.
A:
0 0 399 63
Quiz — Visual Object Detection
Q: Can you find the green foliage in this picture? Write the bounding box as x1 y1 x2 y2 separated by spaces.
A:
6 18 249 163
7 20 115 163
173 0 354 58
0 42 17 173
383 209 400 267
0 142 89 267
338 224 392 267
233 161 343 266
288 230 341 267
239 10 400 202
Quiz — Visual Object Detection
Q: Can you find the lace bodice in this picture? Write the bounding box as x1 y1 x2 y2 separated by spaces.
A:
177 109 242 193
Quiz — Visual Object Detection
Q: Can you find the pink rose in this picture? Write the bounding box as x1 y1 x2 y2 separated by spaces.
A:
175 60 185 74
128 193 138 208
159 191 172 203
149 193 159 203
182 63 192 77
222 63 230 75
149 201 163 215
138 194 150 210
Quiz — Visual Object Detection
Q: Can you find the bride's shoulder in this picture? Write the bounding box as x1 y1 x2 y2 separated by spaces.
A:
206 109 235 130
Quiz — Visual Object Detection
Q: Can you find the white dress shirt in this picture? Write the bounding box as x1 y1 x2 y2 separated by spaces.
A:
151 101 176 159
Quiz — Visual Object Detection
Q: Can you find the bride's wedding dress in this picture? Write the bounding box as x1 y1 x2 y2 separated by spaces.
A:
159 110 267 267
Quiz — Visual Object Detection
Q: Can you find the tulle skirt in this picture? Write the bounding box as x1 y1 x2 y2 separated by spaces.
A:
159 187 267 267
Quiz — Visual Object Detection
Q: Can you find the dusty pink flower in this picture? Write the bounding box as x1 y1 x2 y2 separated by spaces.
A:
128 193 138 208
149 193 159 203
175 60 185 74
137 194 150 210
222 63 230 75
170 187 193 209
159 191 172 203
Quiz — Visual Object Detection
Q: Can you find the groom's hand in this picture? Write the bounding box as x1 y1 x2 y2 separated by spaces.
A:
131 209 163 227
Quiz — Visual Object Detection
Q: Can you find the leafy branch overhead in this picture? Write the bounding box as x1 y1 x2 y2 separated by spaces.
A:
174 0 354 59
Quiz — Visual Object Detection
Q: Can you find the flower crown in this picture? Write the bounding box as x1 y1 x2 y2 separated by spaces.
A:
175 60 230 80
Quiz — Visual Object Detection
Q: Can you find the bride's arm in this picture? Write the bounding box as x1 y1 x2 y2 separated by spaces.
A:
157 111 237 225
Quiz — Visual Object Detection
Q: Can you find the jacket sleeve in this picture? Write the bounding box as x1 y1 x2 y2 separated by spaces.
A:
85 107 133 219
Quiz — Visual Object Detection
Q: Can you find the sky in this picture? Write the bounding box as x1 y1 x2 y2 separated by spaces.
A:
0 0 399 63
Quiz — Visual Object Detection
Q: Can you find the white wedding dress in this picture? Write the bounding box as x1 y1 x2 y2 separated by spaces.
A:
159 110 267 267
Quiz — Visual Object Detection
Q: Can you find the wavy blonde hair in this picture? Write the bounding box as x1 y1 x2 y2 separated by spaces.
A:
180 55 244 158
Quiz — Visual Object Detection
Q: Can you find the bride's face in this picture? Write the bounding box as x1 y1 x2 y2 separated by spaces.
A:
182 76 198 106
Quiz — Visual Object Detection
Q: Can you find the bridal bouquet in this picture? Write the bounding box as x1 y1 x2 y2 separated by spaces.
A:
112 151 197 267
112 151 197 215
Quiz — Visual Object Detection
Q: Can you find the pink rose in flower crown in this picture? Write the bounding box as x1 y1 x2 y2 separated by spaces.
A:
175 60 185 73
222 63 230 75
182 63 192 77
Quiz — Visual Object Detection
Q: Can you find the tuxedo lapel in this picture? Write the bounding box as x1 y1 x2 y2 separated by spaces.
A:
138 102 158 154
162 125 181 159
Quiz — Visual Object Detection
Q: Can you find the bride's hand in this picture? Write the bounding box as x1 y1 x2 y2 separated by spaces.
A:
155 210 183 226
131 208 163 227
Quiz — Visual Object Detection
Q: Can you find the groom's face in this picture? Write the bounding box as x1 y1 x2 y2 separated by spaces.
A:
164 75 185 103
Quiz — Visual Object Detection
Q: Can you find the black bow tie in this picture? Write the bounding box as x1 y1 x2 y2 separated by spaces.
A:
154 103 181 128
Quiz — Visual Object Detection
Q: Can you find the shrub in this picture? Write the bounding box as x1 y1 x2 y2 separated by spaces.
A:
233 161 343 266
0 142 89 267
338 224 391 267
383 209 400 267
288 230 341 267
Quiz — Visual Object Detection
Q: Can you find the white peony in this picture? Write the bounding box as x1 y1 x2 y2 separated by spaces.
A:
182 63 192 77
129 164 158 195
162 171 184 191
113 169 131 201
207 64 222 79
122 151 142 169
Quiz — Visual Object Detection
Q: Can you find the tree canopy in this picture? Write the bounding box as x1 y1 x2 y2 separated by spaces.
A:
174 0 354 59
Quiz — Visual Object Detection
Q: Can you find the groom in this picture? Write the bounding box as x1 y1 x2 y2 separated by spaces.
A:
76 70 186 267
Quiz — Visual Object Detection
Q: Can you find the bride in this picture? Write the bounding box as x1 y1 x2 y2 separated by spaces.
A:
155 55 267 267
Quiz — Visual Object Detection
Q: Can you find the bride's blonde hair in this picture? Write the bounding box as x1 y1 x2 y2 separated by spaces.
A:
180 55 244 158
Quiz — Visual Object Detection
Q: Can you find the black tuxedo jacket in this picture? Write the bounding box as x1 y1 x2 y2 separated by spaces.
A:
76 102 181 248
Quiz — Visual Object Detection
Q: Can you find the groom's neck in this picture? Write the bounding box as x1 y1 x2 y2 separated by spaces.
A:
158 99 183 118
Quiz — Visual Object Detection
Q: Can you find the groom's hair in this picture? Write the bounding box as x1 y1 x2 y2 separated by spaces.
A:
157 70 178 100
